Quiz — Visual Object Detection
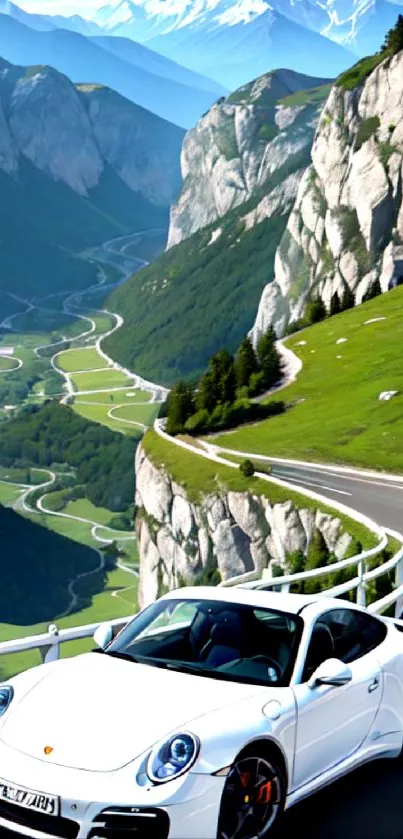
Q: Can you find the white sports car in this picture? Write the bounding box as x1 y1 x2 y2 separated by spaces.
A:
1 586 403 839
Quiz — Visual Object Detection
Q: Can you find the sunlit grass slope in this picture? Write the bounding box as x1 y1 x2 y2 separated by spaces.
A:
214 287 403 472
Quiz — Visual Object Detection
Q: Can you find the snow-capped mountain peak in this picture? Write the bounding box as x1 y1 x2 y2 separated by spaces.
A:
216 0 271 27
94 0 137 27
90 0 402 49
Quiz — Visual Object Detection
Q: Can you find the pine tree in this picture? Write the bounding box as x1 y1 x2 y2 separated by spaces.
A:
199 349 236 407
363 278 382 302
370 278 382 298
197 372 217 413
306 529 330 571
305 297 327 324
211 349 236 404
341 284 355 311
256 327 282 390
304 529 330 595
234 336 258 388
166 381 195 434
382 14 403 54
330 291 341 317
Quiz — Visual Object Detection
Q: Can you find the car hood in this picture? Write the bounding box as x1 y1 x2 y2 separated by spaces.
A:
1 653 263 771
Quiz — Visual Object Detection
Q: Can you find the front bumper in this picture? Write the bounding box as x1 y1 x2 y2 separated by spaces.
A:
0 741 225 839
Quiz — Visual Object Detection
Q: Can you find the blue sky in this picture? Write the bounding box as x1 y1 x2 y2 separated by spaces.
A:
16 0 107 15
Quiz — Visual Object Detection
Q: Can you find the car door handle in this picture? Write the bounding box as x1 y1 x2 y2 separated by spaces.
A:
368 676 380 693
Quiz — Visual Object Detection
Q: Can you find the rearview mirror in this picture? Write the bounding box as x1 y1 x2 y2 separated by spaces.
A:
308 658 352 690
93 622 113 650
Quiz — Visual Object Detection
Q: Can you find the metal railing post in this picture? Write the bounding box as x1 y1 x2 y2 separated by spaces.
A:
39 624 60 664
356 559 366 607
394 555 403 618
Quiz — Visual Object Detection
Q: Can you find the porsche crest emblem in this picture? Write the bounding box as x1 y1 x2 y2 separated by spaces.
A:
44 746 53 756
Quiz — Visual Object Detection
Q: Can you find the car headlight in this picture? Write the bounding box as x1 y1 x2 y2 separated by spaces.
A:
147 732 200 783
0 686 13 717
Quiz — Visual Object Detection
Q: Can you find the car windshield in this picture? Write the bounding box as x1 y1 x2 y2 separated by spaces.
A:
105 598 303 687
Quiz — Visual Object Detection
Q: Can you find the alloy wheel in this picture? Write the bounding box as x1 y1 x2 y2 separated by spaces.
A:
217 755 284 839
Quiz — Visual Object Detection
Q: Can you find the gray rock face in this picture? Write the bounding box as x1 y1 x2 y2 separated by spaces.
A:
85 86 182 206
9 68 103 195
135 445 172 523
252 50 403 340
0 60 183 205
136 447 351 608
0 96 18 174
167 70 330 248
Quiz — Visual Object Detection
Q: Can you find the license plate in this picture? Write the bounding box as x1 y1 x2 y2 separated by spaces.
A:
0 779 59 815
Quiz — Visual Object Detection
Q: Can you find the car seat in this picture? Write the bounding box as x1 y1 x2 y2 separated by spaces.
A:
201 611 244 667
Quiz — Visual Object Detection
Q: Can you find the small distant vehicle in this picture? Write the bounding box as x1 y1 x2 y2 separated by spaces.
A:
1 587 403 839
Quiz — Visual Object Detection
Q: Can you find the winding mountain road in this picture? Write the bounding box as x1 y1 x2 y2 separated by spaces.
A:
1 232 164 624
198 338 403 534
7 466 138 617
43 237 168 404
0 356 22 374
209 448 403 534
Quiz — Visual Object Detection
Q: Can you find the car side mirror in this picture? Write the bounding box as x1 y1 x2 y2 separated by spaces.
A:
93 622 113 650
308 658 352 689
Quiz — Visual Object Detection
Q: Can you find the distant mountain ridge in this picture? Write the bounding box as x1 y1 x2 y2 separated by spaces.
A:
0 56 183 297
91 0 403 58
144 7 355 88
0 11 226 127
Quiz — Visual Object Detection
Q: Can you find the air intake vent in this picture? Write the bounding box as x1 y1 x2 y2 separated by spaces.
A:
0 799 79 838
89 806 170 839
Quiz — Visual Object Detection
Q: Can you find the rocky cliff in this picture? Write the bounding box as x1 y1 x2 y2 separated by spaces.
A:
252 50 403 339
0 58 183 205
167 69 331 248
135 445 351 607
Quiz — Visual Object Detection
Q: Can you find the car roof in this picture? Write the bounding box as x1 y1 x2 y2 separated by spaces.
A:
159 586 329 616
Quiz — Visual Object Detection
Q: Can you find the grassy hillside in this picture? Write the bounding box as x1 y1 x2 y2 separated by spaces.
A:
214 287 403 472
0 503 101 626
0 402 136 512
0 158 168 299
105 194 291 384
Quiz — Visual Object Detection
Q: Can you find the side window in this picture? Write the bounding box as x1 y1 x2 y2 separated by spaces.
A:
301 619 335 682
319 609 387 664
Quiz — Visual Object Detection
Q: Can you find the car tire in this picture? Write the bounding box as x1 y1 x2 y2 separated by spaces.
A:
216 750 286 839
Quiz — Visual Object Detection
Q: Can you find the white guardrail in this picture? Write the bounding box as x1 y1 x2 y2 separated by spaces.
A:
1 533 403 669
1 418 403 670
221 527 403 617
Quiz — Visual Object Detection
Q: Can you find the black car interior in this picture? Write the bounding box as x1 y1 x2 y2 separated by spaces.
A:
123 602 302 686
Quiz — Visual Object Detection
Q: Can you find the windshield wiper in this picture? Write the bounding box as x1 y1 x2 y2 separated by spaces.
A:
94 649 176 669
165 661 205 675
93 649 137 663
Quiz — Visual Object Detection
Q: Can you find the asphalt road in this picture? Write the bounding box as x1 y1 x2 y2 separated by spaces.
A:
268 460 403 837
269 462 403 534
281 758 403 839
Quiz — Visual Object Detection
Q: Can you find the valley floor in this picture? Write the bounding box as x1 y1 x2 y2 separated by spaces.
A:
0 229 167 679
